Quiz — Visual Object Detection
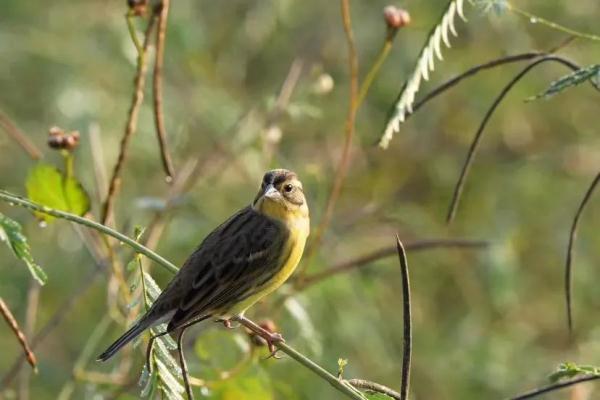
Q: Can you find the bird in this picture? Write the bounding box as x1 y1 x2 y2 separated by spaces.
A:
97 169 309 362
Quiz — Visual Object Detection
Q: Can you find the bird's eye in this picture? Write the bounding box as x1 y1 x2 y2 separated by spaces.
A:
283 184 293 193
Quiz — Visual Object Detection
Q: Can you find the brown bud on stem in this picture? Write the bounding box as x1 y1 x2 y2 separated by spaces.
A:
383 6 411 30
48 127 80 151
127 0 149 16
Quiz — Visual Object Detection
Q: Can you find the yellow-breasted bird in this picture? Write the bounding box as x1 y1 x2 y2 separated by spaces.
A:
97 169 309 361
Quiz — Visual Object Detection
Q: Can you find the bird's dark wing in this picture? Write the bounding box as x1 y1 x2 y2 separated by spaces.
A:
150 206 289 331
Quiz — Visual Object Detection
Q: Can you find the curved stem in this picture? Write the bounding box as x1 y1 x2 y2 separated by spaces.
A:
446 55 584 224
396 237 411 400
347 379 402 400
564 172 600 335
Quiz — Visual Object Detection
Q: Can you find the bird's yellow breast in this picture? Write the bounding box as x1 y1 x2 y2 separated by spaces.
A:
227 205 309 316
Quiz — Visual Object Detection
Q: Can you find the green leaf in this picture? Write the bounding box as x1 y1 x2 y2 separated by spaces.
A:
0 212 47 285
528 64 600 101
25 163 90 222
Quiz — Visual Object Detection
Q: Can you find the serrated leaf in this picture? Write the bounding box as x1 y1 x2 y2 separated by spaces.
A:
0 213 47 285
528 64 600 101
155 358 185 396
143 272 163 303
25 163 90 222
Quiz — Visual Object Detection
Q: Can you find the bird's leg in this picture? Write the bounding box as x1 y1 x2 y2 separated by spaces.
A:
177 326 194 400
231 315 285 359
145 330 170 373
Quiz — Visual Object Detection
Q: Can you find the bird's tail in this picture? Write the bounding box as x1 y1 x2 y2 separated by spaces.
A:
97 319 152 362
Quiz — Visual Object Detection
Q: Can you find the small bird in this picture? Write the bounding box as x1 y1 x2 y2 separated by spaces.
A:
98 169 309 361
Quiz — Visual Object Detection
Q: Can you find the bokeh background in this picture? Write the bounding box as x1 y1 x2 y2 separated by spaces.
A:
1 0 599 399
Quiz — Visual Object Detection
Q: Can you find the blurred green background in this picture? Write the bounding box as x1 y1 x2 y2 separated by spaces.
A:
1 0 599 399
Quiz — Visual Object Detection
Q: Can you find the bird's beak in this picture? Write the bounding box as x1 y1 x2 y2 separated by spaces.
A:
263 184 282 202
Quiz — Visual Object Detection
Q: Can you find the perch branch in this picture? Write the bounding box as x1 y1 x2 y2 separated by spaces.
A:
347 379 402 400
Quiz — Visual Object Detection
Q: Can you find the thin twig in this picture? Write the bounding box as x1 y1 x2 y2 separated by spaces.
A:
153 0 175 181
347 379 402 400
510 375 600 400
396 236 411 400
0 298 37 372
0 190 370 400
446 55 584 224
101 14 157 225
302 0 359 276
297 239 488 289
565 172 600 335
0 108 42 160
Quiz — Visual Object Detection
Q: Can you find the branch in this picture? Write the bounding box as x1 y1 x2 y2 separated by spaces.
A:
396 236 411 400
510 375 600 400
0 190 371 400
153 0 176 181
446 55 587 224
298 238 489 289
101 14 157 225
565 172 600 334
347 379 402 400
0 108 42 160
0 298 37 372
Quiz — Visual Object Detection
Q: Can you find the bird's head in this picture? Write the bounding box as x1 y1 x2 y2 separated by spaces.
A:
253 169 309 222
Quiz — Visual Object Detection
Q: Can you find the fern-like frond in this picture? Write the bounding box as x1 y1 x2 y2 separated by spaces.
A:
379 0 468 149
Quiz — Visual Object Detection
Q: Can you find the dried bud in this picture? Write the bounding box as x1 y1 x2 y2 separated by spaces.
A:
383 6 411 30
247 319 278 347
127 0 149 16
48 127 80 151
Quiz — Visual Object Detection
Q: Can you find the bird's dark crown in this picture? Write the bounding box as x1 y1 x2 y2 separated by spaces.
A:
262 169 296 186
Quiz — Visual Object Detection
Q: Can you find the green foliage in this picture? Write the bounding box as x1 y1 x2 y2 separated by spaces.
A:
25 163 90 222
528 64 600 101
549 362 600 383
0 212 47 285
211 365 274 400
